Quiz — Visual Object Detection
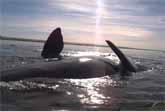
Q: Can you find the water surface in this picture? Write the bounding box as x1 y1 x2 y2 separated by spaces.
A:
0 40 165 111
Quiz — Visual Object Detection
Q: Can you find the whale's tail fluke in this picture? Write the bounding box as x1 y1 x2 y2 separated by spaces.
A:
105 40 137 72
41 27 64 58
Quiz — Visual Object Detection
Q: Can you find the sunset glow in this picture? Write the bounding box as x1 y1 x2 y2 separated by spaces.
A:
1 0 165 49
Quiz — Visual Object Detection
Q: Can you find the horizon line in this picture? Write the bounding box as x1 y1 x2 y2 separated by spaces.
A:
0 35 164 52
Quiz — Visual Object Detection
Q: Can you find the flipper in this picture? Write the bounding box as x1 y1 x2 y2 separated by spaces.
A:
41 27 64 58
106 40 137 72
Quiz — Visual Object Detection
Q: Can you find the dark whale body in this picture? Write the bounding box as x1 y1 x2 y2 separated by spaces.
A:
0 28 138 82
0 56 119 81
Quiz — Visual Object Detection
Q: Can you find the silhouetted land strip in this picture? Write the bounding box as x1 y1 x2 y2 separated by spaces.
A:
0 36 165 52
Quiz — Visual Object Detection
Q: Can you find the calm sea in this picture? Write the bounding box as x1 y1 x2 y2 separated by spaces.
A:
0 40 165 111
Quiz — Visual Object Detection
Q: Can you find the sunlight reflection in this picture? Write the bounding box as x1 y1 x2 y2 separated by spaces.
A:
95 0 103 50
62 51 120 64
62 51 107 57
105 52 120 64
74 51 102 56
65 76 117 104
79 57 92 62
62 51 105 57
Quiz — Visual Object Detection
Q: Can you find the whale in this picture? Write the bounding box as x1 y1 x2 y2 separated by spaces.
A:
0 28 139 82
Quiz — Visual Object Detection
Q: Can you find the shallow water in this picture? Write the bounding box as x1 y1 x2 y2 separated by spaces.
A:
0 40 165 111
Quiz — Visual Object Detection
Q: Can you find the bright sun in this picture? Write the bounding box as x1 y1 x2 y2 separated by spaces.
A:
95 0 103 47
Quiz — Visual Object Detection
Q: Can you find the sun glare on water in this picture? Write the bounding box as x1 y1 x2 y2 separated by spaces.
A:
66 76 115 105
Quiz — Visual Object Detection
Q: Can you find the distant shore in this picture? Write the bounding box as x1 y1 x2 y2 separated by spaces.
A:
0 35 164 52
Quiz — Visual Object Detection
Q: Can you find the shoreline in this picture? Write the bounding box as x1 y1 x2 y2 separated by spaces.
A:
0 36 164 52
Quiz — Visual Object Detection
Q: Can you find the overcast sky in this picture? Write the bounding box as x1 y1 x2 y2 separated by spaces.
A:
1 0 165 49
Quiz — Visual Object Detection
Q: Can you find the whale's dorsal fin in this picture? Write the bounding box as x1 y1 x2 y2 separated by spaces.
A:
41 27 64 58
105 40 136 72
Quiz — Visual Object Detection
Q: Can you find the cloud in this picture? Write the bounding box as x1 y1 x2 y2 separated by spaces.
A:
1 0 165 49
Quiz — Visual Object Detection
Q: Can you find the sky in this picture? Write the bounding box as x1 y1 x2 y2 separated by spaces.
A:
1 0 165 49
